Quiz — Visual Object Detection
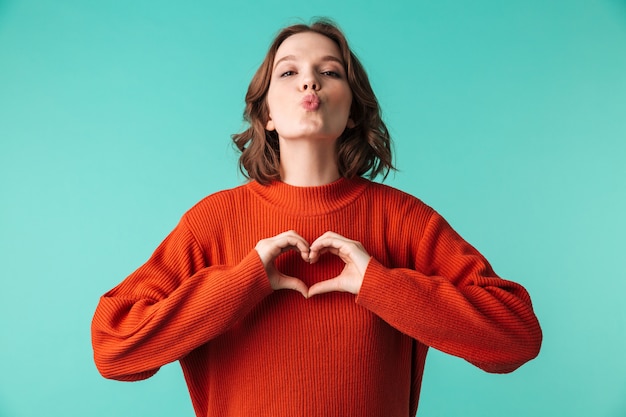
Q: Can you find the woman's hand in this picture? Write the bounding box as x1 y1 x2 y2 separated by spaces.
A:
307 231 371 297
255 230 310 298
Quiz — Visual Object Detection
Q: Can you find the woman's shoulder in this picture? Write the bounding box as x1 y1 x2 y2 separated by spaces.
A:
182 182 252 220
365 180 434 214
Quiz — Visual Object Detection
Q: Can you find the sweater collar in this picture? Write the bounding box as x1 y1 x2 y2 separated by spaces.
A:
246 177 370 216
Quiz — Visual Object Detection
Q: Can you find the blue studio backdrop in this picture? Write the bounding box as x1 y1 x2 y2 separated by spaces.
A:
1 1 625 416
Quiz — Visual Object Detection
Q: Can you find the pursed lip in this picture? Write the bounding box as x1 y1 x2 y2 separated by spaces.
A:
301 94 320 111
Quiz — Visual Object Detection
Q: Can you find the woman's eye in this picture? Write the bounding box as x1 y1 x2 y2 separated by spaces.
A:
322 71 341 78
280 71 295 77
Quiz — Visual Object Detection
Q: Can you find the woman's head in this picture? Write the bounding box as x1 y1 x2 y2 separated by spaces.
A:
232 18 394 184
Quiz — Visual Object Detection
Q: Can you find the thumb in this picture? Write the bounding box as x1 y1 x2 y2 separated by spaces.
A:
275 273 309 298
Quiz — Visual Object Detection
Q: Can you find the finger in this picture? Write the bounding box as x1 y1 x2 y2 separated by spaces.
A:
308 246 341 264
308 277 346 297
275 274 309 298
310 231 349 250
276 231 310 260
309 232 341 262
309 236 350 264
277 242 311 264
256 231 310 265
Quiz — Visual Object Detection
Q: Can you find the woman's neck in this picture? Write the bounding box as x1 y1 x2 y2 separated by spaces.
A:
278 139 340 187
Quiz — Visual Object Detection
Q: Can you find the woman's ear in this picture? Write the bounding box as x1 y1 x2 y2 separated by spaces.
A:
347 118 355 128
266 118 275 131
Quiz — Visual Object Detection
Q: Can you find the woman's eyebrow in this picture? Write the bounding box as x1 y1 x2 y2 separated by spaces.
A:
273 55 296 69
273 55 344 70
320 55 344 66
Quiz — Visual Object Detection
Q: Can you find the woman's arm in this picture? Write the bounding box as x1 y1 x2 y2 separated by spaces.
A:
91 218 272 381
356 212 542 373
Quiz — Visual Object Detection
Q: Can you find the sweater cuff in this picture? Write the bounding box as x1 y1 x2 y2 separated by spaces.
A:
356 257 404 317
233 249 274 301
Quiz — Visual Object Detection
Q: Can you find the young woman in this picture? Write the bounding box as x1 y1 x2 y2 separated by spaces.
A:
92 19 542 417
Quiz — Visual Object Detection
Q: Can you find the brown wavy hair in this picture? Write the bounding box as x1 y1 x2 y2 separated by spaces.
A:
232 18 394 184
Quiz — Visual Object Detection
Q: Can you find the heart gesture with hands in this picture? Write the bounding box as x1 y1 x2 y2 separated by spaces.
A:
254 230 371 298
307 231 371 297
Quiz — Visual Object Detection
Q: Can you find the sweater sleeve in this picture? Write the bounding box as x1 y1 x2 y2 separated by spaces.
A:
356 211 542 373
91 217 273 381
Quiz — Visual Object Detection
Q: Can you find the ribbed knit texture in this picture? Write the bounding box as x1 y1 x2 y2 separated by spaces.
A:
91 177 542 417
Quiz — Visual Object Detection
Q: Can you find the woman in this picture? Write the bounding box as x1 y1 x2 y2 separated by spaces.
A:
92 19 542 416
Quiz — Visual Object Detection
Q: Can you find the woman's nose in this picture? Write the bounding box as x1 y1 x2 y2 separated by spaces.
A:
301 72 320 91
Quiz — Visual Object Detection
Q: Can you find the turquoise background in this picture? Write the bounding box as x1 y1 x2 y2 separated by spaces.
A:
1 0 625 416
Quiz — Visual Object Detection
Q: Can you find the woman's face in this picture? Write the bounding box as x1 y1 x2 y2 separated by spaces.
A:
265 31 353 144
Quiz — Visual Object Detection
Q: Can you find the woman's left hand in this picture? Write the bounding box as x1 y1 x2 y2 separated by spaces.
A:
307 231 371 297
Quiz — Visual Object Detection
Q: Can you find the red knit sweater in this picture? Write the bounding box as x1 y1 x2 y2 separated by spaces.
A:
91 177 542 416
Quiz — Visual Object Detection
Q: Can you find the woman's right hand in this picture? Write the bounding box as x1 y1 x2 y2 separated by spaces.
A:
254 230 310 298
